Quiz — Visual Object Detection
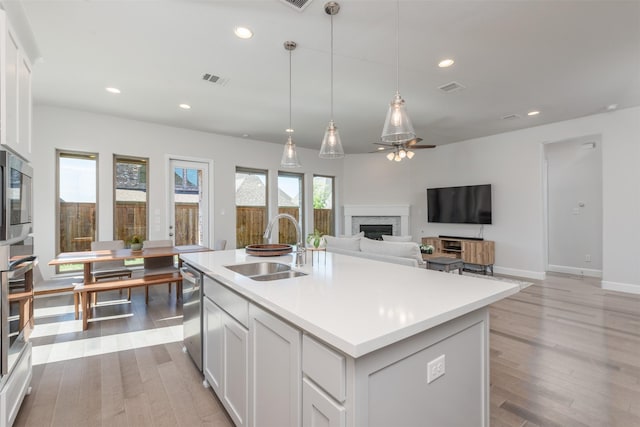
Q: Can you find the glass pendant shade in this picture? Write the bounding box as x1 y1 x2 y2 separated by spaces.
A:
381 93 416 143
281 135 301 168
319 120 344 159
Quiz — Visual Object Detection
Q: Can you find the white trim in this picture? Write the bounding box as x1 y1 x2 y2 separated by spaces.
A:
601 280 640 295
493 266 545 281
547 264 602 278
344 205 410 236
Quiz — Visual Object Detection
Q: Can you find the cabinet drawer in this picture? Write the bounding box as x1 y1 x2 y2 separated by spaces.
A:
302 335 346 402
204 275 249 328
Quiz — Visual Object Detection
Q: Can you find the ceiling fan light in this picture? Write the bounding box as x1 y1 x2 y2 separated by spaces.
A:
386 152 395 161
381 93 416 143
394 153 402 162
406 150 415 159
398 148 407 159
281 135 301 168
319 120 344 159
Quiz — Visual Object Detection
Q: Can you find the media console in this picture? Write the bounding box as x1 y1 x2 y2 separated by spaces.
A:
423 236 495 275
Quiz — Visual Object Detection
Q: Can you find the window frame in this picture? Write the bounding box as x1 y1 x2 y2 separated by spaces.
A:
277 171 305 244
313 174 335 237
55 149 99 273
235 167 269 249
113 154 149 244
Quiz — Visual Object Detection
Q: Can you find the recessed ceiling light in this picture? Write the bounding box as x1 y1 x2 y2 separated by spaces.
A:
606 104 618 111
105 87 121 94
179 103 191 110
527 110 540 116
377 147 385 151
242 133 250 138
438 59 454 68
234 26 253 39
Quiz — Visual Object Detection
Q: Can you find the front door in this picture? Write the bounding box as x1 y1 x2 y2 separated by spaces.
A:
169 159 210 247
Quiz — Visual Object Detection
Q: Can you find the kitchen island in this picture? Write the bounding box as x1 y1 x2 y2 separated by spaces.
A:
181 249 520 427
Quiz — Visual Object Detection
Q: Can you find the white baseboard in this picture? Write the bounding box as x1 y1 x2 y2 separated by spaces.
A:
601 280 640 295
493 266 545 281
547 264 602 278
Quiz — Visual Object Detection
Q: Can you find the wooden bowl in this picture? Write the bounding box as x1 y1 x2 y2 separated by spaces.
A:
245 244 293 257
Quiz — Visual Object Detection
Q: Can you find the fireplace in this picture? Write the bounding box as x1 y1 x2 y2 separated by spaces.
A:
360 224 392 240
344 205 410 236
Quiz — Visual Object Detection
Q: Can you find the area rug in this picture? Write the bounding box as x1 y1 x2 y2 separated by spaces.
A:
464 272 533 290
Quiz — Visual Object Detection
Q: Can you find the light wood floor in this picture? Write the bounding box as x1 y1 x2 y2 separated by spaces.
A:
13 273 640 426
490 273 640 427
14 286 233 427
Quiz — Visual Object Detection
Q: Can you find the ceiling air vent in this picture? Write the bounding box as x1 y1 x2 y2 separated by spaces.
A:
280 0 313 12
438 81 466 93
202 73 229 86
501 114 521 120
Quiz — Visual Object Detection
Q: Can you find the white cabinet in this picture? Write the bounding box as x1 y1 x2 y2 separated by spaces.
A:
0 10 32 159
203 296 223 395
302 378 346 427
203 276 249 427
249 304 301 427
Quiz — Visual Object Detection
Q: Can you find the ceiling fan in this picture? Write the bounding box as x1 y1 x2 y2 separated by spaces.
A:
371 138 436 161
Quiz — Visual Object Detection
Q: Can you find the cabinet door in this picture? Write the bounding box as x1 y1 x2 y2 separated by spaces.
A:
222 311 249 427
302 378 345 427
250 304 301 427
4 28 19 148
17 53 31 153
203 296 223 395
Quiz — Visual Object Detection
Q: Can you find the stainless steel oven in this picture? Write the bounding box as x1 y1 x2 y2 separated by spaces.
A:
1 236 35 426
0 150 33 243
181 262 203 371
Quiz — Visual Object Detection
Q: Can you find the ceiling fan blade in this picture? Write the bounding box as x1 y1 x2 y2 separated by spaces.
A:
373 142 394 147
405 138 424 147
369 147 394 153
411 145 436 149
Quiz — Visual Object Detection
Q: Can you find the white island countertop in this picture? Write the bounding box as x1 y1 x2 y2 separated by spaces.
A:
181 249 520 358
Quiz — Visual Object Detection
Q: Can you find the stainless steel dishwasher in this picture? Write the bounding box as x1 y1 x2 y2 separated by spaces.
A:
181 262 203 371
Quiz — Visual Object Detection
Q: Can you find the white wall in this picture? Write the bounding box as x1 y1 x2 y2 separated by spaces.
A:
32 105 344 280
545 136 602 277
344 107 640 293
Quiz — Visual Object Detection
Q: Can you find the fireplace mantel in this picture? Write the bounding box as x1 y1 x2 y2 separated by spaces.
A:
344 205 410 236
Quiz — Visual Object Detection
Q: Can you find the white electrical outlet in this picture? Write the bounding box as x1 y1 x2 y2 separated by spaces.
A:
585 254 591 262
427 354 446 383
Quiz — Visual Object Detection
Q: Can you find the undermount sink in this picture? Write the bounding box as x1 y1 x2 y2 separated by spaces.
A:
225 262 307 281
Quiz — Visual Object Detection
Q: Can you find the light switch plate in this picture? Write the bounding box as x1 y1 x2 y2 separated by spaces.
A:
427 354 446 383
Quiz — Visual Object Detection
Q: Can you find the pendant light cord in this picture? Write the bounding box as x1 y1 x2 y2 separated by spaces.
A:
330 13 334 121
289 48 292 131
396 0 400 95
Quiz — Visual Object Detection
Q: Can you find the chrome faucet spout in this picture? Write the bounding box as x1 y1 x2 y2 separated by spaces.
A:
263 213 305 266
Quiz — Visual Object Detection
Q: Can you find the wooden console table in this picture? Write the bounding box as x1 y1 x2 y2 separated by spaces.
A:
422 237 494 275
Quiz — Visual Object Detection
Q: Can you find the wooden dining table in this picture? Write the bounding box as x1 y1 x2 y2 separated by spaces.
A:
48 244 211 284
49 245 212 329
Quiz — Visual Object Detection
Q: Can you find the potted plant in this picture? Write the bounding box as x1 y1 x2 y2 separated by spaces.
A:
130 235 143 251
420 244 434 254
306 229 326 249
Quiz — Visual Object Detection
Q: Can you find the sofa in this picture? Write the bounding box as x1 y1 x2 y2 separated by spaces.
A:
324 234 425 267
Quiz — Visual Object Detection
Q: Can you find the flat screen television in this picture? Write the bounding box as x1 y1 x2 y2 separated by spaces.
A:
427 184 492 224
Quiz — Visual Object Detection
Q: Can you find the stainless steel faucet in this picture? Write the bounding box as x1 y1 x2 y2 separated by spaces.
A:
263 213 306 267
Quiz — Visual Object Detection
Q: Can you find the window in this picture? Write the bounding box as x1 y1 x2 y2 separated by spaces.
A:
56 150 97 272
236 168 268 248
313 175 334 237
114 155 148 244
278 172 303 245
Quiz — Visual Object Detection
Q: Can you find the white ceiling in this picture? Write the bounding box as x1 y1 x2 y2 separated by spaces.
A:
16 0 640 154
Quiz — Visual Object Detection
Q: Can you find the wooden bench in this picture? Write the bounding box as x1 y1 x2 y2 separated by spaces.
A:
73 271 183 330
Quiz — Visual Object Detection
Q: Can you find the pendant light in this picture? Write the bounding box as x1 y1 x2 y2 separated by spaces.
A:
281 41 301 168
319 1 344 159
381 1 416 143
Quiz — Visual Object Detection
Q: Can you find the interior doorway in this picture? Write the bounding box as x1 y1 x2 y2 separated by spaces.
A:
168 158 211 247
543 135 602 277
